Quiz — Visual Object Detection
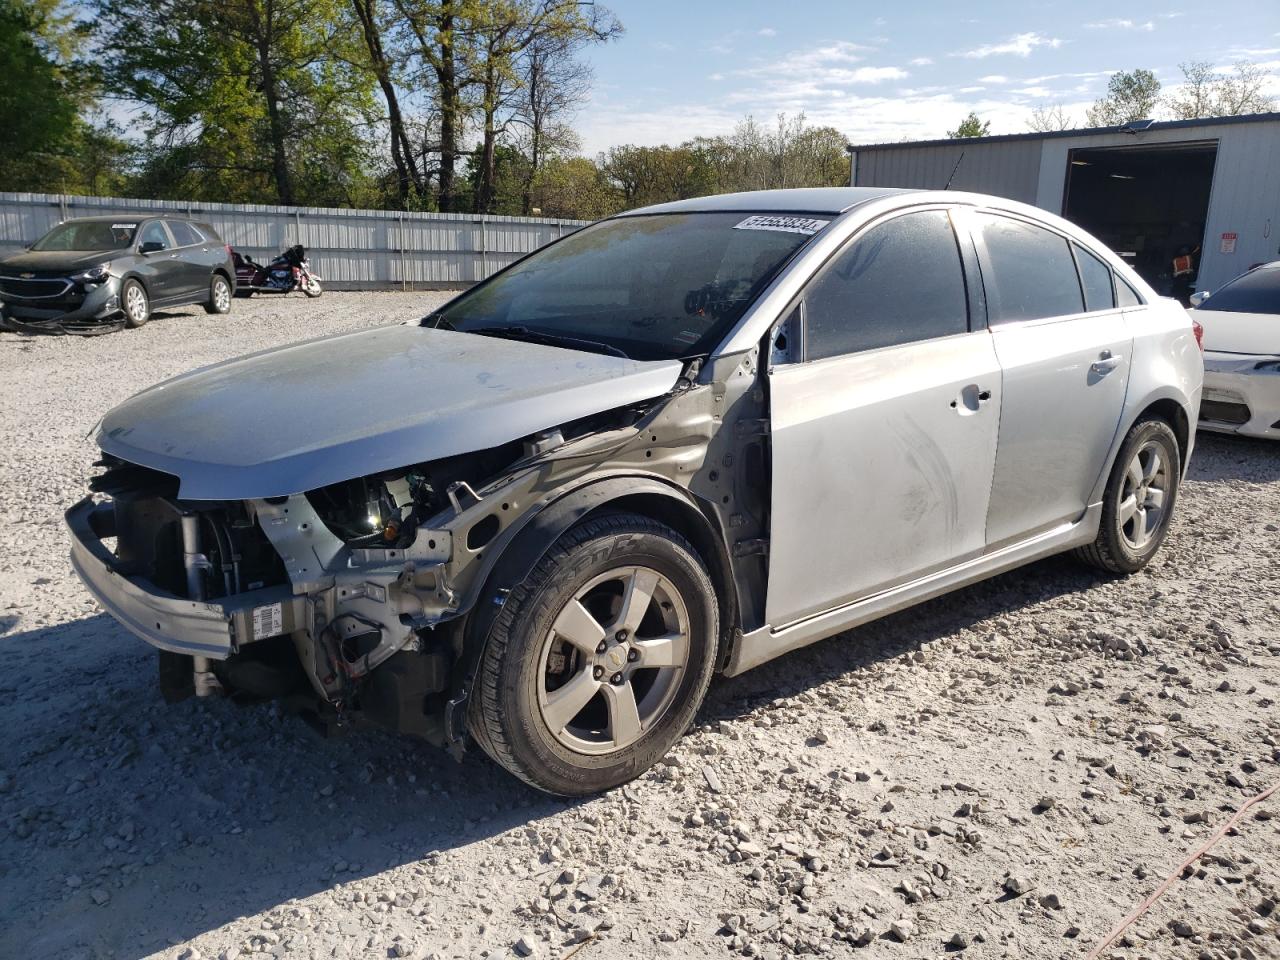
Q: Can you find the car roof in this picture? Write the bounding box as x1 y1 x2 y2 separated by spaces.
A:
618 187 915 217
56 214 195 224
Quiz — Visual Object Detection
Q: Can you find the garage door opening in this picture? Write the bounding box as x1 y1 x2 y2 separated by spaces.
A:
1062 141 1218 304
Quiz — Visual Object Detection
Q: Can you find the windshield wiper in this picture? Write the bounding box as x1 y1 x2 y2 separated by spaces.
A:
464 325 631 359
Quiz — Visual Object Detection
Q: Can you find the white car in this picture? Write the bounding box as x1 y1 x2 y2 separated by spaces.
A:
1192 261 1280 439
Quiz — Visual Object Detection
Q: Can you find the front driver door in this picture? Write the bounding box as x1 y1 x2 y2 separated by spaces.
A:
135 221 178 302
765 207 1002 628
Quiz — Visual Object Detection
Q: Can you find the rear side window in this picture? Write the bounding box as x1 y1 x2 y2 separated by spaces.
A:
977 213 1084 323
1074 244 1116 312
168 221 201 246
803 210 969 360
197 222 222 243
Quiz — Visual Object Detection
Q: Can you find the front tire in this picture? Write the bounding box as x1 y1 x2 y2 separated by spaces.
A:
469 513 719 796
204 275 232 314
302 276 322 298
121 279 150 328
1074 417 1181 574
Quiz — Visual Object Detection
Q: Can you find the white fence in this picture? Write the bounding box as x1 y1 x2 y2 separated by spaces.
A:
0 192 589 290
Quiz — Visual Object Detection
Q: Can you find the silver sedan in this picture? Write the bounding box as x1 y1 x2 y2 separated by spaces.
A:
68 188 1204 795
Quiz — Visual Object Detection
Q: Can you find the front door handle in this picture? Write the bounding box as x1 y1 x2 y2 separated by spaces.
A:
951 384 993 414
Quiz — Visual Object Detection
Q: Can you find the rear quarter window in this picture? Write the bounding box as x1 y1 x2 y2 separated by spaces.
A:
1074 243 1116 312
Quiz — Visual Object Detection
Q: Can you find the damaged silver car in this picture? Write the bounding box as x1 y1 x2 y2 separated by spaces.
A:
67 188 1203 794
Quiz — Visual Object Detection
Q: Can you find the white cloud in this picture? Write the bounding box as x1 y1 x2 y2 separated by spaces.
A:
978 74 1009 83
1085 19 1155 31
758 27 776 37
957 32 1062 59
910 56 934 66
709 73 724 81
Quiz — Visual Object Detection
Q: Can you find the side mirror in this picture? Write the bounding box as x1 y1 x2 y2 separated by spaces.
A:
1189 290 1210 307
139 241 165 254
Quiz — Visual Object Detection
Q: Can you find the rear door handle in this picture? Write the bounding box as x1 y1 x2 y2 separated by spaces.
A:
1091 352 1123 375
951 384 993 414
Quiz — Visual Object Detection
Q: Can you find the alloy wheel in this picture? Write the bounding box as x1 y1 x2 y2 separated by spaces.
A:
1117 439 1169 550
213 278 231 312
537 565 690 756
125 285 147 323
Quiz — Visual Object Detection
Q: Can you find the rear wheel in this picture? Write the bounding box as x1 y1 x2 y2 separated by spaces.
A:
469 513 718 795
204 275 232 314
1074 417 1181 574
121 280 150 328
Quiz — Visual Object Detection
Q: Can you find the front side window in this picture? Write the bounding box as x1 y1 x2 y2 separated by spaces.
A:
31 220 137 251
139 222 169 251
435 212 823 360
1074 243 1116 312
978 213 1084 323
802 209 969 361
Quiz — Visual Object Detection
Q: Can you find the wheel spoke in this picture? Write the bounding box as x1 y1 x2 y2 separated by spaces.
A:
1132 506 1149 547
1117 494 1139 525
1126 458 1143 492
633 631 687 669
552 599 606 655
603 681 643 748
1145 486 1165 511
1142 449 1162 483
542 669 600 733
615 568 659 636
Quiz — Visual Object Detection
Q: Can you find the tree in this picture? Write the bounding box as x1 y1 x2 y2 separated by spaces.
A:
1169 60 1275 119
1027 103 1073 132
529 155 616 219
1086 69 1161 126
948 112 990 138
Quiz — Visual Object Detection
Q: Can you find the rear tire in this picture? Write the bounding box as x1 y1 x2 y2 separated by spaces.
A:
204 275 232 314
121 280 150 328
1074 417 1181 574
469 512 718 796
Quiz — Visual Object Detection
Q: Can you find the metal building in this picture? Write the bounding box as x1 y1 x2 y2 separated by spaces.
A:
849 112 1280 301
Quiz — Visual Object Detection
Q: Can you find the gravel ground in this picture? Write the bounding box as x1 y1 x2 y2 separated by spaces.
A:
1 293 1278 960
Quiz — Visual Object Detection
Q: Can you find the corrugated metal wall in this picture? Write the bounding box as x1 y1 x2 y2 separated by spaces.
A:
0 193 589 289
852 118 1280 293
854 139 1045 203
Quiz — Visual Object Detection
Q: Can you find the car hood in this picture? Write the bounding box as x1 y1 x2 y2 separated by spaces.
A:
1196 309 1278 356
97 324 684 500
1 249 122 273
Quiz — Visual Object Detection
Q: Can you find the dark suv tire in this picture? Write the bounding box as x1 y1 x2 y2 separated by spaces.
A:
469 512 718 795
121 279 150 329
1074 417 1181 574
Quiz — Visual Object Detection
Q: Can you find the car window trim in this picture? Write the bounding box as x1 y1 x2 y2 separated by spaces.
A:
775 203 975 365
1068 240 1119 314
968 207 1093 328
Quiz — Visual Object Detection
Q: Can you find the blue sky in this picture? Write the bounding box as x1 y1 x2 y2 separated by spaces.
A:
574 0 1280 153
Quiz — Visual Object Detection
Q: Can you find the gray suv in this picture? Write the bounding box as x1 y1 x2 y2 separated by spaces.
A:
65 188 1203 794
0 216 235 334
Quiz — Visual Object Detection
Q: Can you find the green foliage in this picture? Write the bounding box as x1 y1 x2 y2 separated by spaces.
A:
1086 69 1162 126
948 112 990 138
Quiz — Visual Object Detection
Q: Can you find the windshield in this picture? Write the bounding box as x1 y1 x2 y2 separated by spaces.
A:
32 221 139 252
1198 264 1280 316
433 211 827 359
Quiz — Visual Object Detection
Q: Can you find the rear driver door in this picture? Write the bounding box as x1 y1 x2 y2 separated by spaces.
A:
765 207 1002 628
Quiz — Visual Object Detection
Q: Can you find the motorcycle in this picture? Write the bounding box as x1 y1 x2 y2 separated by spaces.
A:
233 244 323 298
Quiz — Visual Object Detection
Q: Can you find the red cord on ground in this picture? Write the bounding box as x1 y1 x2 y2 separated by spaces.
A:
1086 777 1280 959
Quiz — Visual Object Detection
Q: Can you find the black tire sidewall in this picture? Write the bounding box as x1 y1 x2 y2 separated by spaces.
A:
479 518 717 795
1099 419 1180 572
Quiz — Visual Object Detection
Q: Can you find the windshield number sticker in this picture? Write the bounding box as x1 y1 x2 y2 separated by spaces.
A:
733 215 830 235
110 223 138 229
252 602 283 640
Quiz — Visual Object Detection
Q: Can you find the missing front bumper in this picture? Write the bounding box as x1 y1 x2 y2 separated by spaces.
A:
66 496 306 658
